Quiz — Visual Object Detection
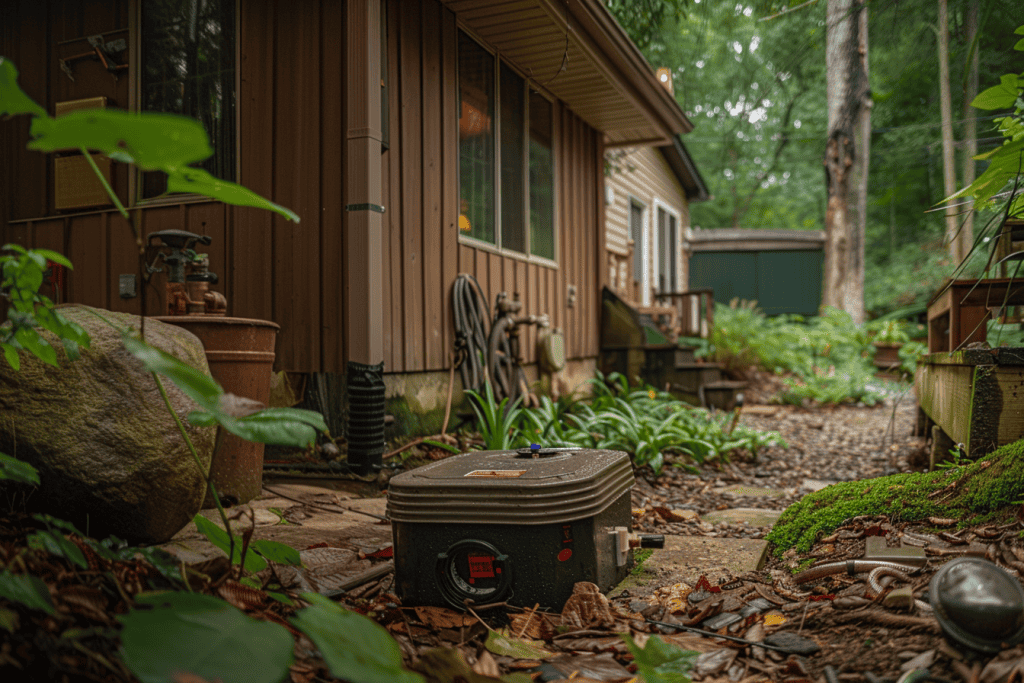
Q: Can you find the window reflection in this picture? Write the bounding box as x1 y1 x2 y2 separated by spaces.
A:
140 0 236 199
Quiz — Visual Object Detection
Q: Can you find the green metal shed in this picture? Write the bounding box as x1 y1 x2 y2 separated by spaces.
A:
687 229 825 316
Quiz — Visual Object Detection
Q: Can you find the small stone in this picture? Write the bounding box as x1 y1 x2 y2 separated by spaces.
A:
738 598 773 617
673 509 700 522
763 632 822 655
899 650 935 672
701 612 742 631
882 586 915 610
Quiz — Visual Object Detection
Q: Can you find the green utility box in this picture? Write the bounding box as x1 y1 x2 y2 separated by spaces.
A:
688 229 824 316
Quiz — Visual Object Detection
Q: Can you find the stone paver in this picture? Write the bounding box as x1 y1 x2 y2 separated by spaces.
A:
702 507 783 527
159 480 391 563
611 535 768 597
712 484 789 498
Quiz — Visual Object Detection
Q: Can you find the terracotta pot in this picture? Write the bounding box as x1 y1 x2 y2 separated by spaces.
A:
872 342 903 370
154 316 279 507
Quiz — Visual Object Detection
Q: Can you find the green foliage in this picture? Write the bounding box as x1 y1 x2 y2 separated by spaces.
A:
869 320 910 345
122 334 326 448
948 28 1024 215
0 570 55 615
632 548 654 576
289 593 425 683
465 381 527 451
119 591 295 683
21 92 298 223
193 515 267 574
621 633 698 683
1 243 91 370
510 371 785 474
0 452 39 486
705 300 890 406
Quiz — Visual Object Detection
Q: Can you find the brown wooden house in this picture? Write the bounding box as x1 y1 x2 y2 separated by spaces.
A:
1 0 694 435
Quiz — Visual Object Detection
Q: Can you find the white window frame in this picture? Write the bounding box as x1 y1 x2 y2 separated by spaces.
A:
651 198 682 298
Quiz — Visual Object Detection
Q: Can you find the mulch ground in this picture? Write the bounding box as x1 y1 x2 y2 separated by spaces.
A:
5 372 1024 683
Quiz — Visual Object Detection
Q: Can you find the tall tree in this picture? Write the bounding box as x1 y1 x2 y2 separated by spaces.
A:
937 0 962 263
961 0 980 259
823 0 870 323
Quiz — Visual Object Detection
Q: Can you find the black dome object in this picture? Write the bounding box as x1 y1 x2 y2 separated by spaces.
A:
929 557 1024 653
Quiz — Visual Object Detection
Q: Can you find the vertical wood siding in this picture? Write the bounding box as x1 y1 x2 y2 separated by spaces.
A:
605 145 691 297
380 0 601 372
2 0 605 375
1 0 347 373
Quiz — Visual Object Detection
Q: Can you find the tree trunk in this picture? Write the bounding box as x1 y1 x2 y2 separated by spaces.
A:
962 0 979 262
937 0 961 263
822 0 868 324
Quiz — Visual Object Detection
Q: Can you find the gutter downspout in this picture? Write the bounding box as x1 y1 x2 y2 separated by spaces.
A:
345 0 385 474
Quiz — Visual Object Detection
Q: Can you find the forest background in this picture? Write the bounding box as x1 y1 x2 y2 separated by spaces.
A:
606 0 1024 319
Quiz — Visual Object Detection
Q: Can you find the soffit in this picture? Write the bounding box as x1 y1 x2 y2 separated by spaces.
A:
440 0 692 146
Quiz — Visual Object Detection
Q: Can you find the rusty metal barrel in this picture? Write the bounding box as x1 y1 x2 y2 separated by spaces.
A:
155 316 279 506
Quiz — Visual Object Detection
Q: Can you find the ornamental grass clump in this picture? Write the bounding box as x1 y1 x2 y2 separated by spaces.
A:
503 372 786 474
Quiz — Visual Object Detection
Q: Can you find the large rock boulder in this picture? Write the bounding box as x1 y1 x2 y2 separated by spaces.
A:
0 306 216 544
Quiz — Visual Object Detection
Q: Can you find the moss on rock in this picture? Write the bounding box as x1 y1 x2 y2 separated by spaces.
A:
766 438 1024 555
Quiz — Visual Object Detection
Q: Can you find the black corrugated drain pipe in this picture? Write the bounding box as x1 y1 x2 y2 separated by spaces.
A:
346 361 386 475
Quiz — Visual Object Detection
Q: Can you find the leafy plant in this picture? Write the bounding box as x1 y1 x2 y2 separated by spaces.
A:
464 380 526 450
621 633 698 683
289 593 425 683
119 592 295 683
869 320 910 345
945 26 1024 219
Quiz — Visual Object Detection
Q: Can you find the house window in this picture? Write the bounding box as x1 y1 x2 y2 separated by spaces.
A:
458 31 556 261
656 205 679 294
139 0 236 199
630 200 644 282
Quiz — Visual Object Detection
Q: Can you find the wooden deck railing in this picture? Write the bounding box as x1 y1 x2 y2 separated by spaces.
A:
654 289 715 340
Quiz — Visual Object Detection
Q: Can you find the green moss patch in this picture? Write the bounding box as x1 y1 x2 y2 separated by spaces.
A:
765 438 1024 555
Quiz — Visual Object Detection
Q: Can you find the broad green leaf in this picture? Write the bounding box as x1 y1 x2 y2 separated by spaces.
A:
423 439 461 454
290 593 424 683
192 410 319 448
29 109 212 169
251 539 302 566
0 58 47 117
166 168 300 223
622 633 698 683
0 570 55 614
1015 38 1024 51
0 452 39 485
120 591 293 683
267 592 294 605
123 335 222 412
971 75 1021 110
14 328 58 367
484 629 553 659
192 515 268 573
33 249 73 268
26 530 88 569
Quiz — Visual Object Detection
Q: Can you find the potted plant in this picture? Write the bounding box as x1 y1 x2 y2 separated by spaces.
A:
871 320 910 369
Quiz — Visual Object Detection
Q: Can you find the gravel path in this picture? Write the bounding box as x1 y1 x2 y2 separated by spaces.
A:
633 377 925 540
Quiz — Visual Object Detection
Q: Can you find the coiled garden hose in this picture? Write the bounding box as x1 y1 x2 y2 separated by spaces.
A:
451 274 490 396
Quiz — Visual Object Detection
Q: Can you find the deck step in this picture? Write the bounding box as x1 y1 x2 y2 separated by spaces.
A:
702 380 748 411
